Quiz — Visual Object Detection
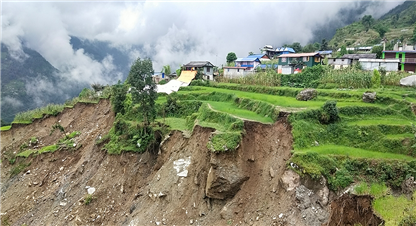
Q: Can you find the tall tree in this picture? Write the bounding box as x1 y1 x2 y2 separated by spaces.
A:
374 24 389 38
361 15 375 32
338 46 347 57
371 46 383 59
320 39 328 50
127 57 157 125
226 52 237 64
291 42 303 53
110 80 128 115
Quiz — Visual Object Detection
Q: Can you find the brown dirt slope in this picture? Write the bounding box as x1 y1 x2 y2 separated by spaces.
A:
1 98 383 226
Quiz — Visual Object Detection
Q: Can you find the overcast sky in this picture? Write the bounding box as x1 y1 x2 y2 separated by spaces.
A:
2 0 404 85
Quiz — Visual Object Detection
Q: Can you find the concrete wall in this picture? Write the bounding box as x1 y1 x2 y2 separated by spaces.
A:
361 62 398 71
282 65 294 75
224 68 253 78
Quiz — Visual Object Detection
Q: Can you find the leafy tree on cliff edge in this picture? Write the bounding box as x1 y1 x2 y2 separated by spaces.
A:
127 57 157 125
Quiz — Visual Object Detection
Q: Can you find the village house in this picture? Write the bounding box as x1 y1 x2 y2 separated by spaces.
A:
276 52 323 74
327 53 376 69
183 61 215 80
234 54 270 72
382 50 416 73
223 66 252 78
262 45 295 58
277 52 323 67
358 58 400 71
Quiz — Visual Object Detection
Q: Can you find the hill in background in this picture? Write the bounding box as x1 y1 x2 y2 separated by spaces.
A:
329 1 416 48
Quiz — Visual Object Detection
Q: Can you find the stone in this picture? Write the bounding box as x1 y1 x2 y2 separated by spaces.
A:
280 170 300 191
205 164 249 200
362 91 376 103
400 75 416 86
87 187 96 195
269 167 275 178
296 88 317 101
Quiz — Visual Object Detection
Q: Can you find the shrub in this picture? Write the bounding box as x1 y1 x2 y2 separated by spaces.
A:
372 69 381 88
320 101 340 124
110 81 128 115
158 80 168 85
84 194 94 205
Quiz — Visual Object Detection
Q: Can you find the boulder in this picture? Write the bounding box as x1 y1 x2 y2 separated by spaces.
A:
362 91 376 103
296 88 317 101
400 75 416 87
205 164 249 199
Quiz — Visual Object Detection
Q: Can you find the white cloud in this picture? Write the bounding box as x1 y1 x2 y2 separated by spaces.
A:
2 1 405 78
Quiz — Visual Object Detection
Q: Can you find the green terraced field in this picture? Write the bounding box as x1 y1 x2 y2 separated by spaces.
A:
296 144 415 161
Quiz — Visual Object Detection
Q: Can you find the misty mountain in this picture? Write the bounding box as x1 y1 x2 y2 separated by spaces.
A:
1 44 91 123
70 36 132 79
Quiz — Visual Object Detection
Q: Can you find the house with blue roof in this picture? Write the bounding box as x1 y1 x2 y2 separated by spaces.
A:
262 45 295 58
234 54 270 72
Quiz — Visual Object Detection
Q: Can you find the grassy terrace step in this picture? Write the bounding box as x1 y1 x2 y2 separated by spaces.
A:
156 118 188 132
205 101 273 123
179 87 381 109
296 144 415 161
347 118 416 126
384 133 414 139
190 82 416 104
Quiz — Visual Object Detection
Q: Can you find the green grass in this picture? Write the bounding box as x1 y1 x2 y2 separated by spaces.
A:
1 126 11 131
296 144 415 161
37 144 59 154
180 86 383 109
373 193 416 226
385 133 414 139
156 118 189 132
348 118 415 126
16 150 38 158
207 101 273 123
354 182 390 198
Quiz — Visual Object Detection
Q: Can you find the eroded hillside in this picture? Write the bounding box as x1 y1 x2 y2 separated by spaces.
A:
1 99 383 226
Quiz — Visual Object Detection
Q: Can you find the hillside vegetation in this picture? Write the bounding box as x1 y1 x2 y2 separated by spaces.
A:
329 1 416 48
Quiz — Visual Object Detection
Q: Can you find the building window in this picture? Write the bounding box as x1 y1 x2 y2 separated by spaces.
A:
207 67 210 72
282 57 287 62
237 69 240 72
227 69 230 72
303 56 309 62
314 57 320 63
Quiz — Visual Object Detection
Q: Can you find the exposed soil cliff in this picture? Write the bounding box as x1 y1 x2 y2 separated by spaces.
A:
1 99 382 226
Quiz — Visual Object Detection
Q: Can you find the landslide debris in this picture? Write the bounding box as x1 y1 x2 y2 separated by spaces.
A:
0 99 385 226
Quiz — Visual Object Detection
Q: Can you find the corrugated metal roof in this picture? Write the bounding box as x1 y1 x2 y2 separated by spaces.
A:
259 64 278 69
359 59 400 63
235 58 261 62
342 54 376 59
247 54 268 59
316 50 333 54
177 70 197 83
383 50 416 53
184 61 214 67
277 52 321 58
275 47 295 53
223 66 248 69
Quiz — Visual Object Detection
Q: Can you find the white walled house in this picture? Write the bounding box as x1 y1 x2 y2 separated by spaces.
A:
223 67 253 78
359 59 400 71
183 61 215 80
327 58 353 69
